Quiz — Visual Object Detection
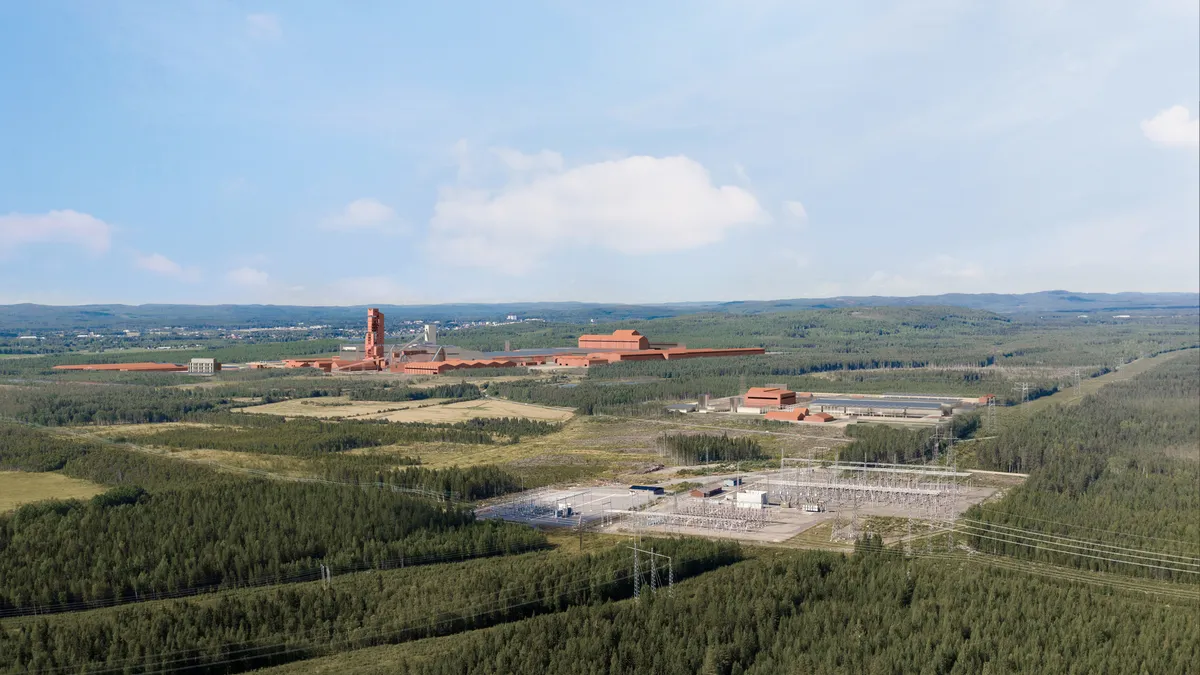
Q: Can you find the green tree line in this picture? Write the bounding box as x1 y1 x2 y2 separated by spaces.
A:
655 433 765 464
0 538 739 675
0 480 545 613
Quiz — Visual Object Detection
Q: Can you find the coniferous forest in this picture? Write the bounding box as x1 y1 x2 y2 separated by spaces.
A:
0 307 1196 674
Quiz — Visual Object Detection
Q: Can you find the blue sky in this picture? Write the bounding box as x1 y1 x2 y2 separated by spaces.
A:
1 1 1197 305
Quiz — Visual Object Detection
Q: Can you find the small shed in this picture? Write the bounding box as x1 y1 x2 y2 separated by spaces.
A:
689 487 723 498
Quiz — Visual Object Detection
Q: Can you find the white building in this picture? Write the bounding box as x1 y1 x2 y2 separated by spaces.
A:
735 490 767 509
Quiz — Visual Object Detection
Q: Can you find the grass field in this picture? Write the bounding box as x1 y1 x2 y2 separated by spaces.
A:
0 471 108 512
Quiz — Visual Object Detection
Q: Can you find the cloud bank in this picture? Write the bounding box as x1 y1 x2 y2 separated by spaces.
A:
0 210 113 255
429 154 767 273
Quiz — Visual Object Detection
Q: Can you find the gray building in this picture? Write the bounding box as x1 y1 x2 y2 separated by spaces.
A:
188 358 221 375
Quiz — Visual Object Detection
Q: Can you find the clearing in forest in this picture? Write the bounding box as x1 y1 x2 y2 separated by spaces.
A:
236 396 450 419
0 471 108 512
368 398 575 423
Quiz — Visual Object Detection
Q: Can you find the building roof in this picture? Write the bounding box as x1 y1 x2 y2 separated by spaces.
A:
745 387 791 398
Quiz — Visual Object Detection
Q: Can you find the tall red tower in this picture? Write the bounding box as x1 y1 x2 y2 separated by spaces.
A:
365 308 385 360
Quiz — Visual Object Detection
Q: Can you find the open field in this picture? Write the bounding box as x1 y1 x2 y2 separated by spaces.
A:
370 398 575 423
235 396 450 419
235 396 575 423
0 471 108 511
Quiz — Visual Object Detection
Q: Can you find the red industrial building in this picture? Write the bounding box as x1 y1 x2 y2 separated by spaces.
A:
805 412 836 423
401 359 517 375
765 408 808 422
365 308 385 360
662 347 765 359
578 329 649 351
744 387 797 408
274 313 766 376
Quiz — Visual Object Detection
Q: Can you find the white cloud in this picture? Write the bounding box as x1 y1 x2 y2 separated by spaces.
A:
429 154 768 273
1141 105 1200 149
245 13 282 41
783 200 808 222
135 253 200 282
0 210 112 255
226 266 270 286
492 148 564 173
320 198 407 234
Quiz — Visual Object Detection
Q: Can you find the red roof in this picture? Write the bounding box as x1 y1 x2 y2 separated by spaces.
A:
746 387 786 397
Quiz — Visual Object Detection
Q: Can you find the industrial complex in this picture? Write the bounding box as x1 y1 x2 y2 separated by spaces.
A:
276 308 766 375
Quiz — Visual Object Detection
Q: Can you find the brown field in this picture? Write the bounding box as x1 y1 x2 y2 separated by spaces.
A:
0 471 108 512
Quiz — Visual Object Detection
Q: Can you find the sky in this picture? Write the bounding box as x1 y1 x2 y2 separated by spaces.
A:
1 0 1198 306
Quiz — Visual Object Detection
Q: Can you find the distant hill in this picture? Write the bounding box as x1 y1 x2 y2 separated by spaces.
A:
1 291 1195 332
712 291 1200 315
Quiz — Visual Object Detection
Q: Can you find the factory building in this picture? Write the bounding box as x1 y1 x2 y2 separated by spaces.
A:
578 329 649 351
744 387 797 408
271 311 767 376
765 408 808 422
662 347 764 359
365 309 385 359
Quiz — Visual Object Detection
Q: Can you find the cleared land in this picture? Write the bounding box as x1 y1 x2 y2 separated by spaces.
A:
0 471 108 511
371 398 575 423
236 396 575 423
236 396 450 419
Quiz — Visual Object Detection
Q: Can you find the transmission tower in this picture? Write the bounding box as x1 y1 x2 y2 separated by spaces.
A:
630 546 673 600
1012 382 1031 413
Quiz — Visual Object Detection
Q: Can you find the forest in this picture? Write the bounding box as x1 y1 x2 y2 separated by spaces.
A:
0 479 545 613
249 546 1200 675
450 307 1198 367
1 305 1196 674
110 415 563 456
964 352 1200 577
656 433 765 464
0 538 739 674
